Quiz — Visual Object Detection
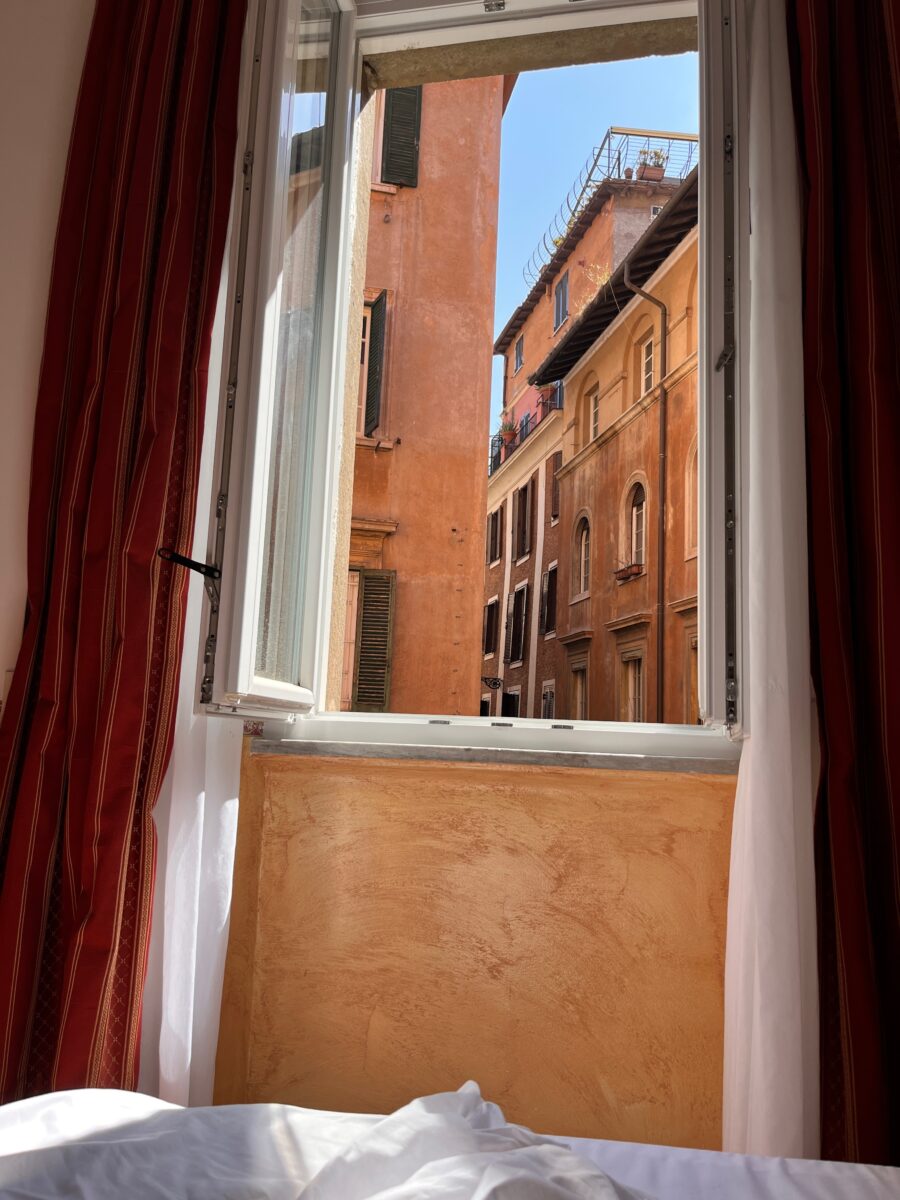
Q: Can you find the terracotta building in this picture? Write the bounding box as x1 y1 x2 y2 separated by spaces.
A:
530 167 700 723
482 131 697 718
340 78 512 714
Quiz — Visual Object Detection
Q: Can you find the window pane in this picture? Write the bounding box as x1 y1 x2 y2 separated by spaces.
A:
255 0 336 683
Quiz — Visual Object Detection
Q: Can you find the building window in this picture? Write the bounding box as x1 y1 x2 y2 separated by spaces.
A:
483 599 499 656
486 506 504 564
650 204 664 219
514 335 524 373
539 564 557 634
519 411 531 440
381 86 422 188
630 484 646 567
480 694 491 716
589 385 600 440
504 583 528 664
574 517 590 596
571 666 587 721
541 682 556 719
359 290 387 436
501 689 520 718
641 334 654 394
351 569 396 712
623 656 644 722
550 450 562 521
554 271 569 331
513 480 533 559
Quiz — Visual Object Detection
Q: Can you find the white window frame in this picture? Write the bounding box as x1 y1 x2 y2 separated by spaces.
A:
202 0 746 769
641 333 654 394
514 334 524 373
631 485 646 566
553 270 569 331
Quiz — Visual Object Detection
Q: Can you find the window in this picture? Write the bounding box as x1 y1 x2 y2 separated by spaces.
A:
539 564 557 634
504 583 528 664
486 507 504 564
650 204 664 219
623 656 644 722
482 599 499 655
351 569 396 712
541 682 556 719
550 451 562 521
630 484 646 567
589 385 600 440
519 411 531 440
480 694 491 716
204 0 741 748
513 480 533 559
554 271 569 330
381 87 422 188
514 335 524 373
574 517 590 596
641 334 654 394
358 291 387 436
501 690 520 718
571 666 587 721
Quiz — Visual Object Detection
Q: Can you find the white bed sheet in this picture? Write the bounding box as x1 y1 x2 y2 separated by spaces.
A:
0 1085 897 1199
564 1133 900 1200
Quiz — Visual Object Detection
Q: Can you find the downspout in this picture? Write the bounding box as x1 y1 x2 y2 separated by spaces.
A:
624 261 667 722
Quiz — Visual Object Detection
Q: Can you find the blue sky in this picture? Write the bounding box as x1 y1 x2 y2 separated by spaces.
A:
490 53 699 421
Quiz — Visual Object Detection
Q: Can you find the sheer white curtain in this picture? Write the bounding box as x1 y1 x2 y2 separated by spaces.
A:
138 260 243 1108
722 0 819 1159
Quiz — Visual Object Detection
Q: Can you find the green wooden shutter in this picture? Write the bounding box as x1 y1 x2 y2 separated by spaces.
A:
381 87 422 187
352 569 396 711
365 291 387 436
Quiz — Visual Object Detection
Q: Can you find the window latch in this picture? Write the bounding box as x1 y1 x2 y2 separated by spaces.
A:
715 343 735 371
157 546 221 609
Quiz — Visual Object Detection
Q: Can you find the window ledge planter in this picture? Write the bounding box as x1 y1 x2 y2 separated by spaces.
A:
636 163 665 182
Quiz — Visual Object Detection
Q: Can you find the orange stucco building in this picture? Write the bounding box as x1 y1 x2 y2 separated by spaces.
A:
537 168 699 723
339 79 510 714
483 132 697 719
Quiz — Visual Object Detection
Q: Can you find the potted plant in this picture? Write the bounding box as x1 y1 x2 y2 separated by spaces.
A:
636 147 667 182
498 419 517 446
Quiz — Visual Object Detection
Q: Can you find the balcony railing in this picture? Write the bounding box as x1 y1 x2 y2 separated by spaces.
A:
488 388 562 477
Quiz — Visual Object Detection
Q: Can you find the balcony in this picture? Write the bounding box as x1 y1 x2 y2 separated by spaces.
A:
488 387 562 477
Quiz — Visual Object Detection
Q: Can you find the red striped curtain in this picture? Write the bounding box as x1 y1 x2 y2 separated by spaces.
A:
789 0 900 1165
0 0 246 1100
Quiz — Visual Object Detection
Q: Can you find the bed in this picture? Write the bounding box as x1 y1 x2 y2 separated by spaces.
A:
0 1082 896 1198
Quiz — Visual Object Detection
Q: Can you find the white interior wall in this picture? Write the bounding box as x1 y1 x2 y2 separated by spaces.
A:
0 1 95 703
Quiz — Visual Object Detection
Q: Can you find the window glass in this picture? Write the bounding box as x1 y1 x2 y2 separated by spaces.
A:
554 271 569 330
514 335 524 372
642 335 654 394
631 485 646 566
255 0 336 682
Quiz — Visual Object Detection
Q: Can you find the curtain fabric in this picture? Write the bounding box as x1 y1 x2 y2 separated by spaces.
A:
788 0 900 1166
0 0 246 1100
722 0 820 1159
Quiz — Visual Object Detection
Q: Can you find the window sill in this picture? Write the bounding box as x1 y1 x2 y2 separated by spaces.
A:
544 631 557 641
553 317 569 334
570 592 590 604
515 554 530 567
253 713 740 775
508 659 524 669
488 557 501 568
371 182 398 195
356 434 395 450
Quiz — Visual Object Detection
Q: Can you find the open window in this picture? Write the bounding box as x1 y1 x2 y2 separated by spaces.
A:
199 0 743 763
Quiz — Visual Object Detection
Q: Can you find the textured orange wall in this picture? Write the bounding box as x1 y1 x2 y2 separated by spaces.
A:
216 747 735 1149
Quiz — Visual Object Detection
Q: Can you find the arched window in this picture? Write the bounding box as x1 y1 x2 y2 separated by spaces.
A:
630 484 646 567
574 517 590 595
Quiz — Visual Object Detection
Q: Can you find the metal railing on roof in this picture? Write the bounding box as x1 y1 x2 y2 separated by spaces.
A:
523 127 699 288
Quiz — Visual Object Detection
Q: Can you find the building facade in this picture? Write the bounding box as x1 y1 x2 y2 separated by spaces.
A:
483 145 700 723
341 78 510 714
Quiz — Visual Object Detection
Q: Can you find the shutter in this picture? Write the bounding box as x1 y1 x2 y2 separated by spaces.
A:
503 590 515 663
485 515 491 565
365 291 387 436
524 478 535 554
551 451 562 519
539 571 549 634
482 604 489 654
351 569 396 711
547 567 557 632
381 87 422 187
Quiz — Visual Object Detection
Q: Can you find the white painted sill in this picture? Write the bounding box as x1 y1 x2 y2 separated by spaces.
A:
256 712 741 775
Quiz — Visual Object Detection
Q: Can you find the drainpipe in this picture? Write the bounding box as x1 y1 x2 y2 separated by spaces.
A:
624 261 667 722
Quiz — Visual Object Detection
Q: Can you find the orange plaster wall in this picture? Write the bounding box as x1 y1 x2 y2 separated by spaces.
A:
350 77 504 716
216 747 735 1149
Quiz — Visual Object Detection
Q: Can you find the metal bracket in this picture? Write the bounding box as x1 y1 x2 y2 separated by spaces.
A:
157 546 221 610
